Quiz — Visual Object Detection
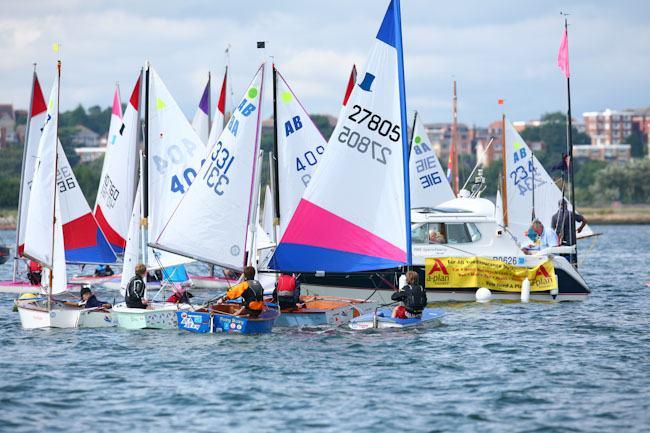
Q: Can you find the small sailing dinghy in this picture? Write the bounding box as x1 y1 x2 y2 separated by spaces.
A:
110 181 191 329
177 302 280 335
274 295 376 328
16 62 114 329
349 308 444 330
151 63 281 334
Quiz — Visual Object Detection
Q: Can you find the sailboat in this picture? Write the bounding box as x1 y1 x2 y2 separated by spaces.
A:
150 63 279 334
2 68 117 293
15 62 114 328
110 64 204 330
409 111 455 209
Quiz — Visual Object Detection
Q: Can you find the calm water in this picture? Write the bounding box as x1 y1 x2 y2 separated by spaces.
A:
0 226 649 433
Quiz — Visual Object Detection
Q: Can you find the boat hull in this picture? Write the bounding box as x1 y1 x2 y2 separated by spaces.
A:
112 302 187 330
298 257 590 303
274 296 376 327
349 308 445 330
17 304 80 329
177 308 280 335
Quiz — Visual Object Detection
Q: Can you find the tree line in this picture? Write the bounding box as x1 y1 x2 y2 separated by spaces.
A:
0 107 647 210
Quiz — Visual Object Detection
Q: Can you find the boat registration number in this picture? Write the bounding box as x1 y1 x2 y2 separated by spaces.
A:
492 256 525 265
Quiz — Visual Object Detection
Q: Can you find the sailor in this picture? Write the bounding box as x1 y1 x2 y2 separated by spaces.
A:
391 271 428 318
551 198 587 263
27 260 42 286
125 263 149 309
80 286 112 309
428 224 446 244
166 283 193 304
94 264 115 277
522 220 558 254
273 272 301 310
220 266 265 317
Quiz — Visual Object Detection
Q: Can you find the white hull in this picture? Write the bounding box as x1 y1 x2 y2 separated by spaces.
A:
112 302 189 329
16 300 116 329
17 304 80 329
302 284 586 303
78 309 115 327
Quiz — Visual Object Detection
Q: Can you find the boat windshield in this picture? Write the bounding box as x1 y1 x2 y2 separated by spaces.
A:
411 222 481 245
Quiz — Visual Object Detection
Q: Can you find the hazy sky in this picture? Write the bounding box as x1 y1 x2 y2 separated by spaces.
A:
1 0 648 125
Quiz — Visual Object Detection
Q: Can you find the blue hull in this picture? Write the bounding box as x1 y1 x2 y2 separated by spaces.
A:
349 308 445 330
177 309 279 335
274 312 330 327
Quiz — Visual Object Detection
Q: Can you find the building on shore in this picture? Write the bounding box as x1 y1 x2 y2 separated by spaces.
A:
0 104 16 148
573 143 631 162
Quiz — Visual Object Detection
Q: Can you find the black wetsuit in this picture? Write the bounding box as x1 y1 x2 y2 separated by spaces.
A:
125 275 147 309
391 284 428 316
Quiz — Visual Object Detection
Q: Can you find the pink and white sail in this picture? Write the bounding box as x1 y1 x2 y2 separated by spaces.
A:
94 77 141 253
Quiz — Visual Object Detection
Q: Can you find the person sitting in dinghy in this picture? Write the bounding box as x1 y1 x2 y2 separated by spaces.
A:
166 283 193 304
391 271 428 319
219 266 265 317
27 260 42 286
94 264 114 277
522 220 558 254
125 263 149 309
273 272 302 310
80 286 112 309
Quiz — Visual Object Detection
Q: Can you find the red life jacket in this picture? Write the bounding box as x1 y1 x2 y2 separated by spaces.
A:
277 274 297 297
28 261 42 273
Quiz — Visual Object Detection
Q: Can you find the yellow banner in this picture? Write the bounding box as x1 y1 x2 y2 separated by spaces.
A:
424 257 557 292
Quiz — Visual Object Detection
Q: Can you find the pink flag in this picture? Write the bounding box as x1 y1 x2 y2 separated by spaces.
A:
557 29 570 78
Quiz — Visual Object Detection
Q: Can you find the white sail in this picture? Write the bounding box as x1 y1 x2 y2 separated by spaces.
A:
274 68 328 236
409 114 454 208
42 192 67 294
152 65 265 270
262 185 274 240
120 181 142 296
94 77 140 253
271 0 410 272
23 75 59 267
147 67 206 243
17 73 48 255
504 119 594 244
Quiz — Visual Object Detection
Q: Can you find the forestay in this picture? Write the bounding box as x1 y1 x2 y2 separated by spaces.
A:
17 73 48 256
504 119 594 244
94 77 140 253
409 114 454 208
152 65 265 270
275 67 328 236
23 76 59 267
270 0 411 272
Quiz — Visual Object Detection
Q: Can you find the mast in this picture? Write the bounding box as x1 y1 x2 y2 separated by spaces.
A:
408 110 418 157
207 71 212 134
13 64 37 282
394 0 412 265
500 113 508 227
142 63 150 267
531 149 536 221
271 64 280 241
563 17 578 266
451 80 459 195
49 60 62 311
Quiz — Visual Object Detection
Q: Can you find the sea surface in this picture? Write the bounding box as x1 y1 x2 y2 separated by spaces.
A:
0 226 648 433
